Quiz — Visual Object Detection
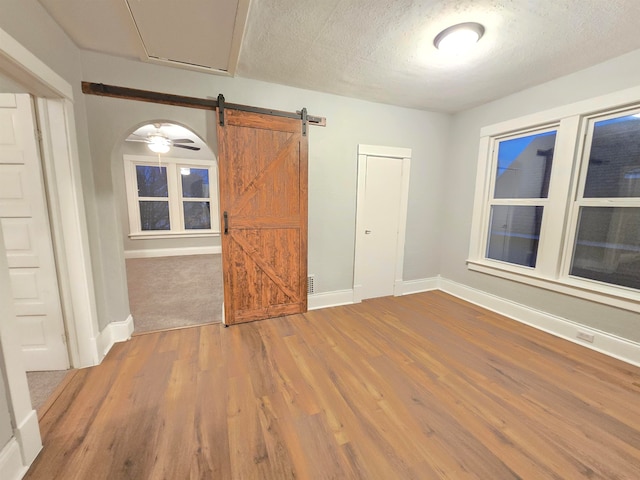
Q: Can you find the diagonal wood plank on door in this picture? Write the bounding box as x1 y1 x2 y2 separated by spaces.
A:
227 134 297 215
230 232 299 301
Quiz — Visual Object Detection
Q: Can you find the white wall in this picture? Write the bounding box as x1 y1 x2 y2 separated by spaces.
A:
0 290 12 452
80 50 451 294
0 364 11 450
442 49 640 343
0 222 41 476
0 234 16 450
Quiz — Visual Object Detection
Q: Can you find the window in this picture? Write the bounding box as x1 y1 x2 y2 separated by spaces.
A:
486 129 557 267
124 155 220 238
469 94 640 312
569 113 640 290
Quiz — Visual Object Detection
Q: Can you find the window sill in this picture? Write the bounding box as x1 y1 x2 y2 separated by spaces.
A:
467 259 640 314
129 231 220 240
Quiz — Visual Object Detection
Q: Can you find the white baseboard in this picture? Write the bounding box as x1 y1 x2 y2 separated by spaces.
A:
439 277 640 368
0 408 42 480
124 246 221 259
308 289 354 310
96 315 134 361
395 277 440 296
14 409 41 466
0 439 28 480
353 284 363 304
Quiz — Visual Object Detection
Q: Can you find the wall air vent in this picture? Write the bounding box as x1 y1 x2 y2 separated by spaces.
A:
307 275 315 295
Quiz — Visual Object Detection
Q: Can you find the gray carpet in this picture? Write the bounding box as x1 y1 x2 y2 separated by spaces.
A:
125 254 223 333
27 370 70 411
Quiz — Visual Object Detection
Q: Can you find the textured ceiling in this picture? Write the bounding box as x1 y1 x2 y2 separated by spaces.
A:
238 0 640 112
37 0 640 113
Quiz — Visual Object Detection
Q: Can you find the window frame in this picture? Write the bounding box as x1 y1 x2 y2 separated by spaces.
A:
561 107 640 291
124 154 220 239
483 125 559 270
468 88 640 313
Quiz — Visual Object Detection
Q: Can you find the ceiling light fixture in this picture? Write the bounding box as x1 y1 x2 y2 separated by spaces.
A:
147 133 171 154
434 22 485 54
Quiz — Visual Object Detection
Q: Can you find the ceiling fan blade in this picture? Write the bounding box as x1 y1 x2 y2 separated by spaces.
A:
174 144 201 151
125 137 150 143
170 138 195 144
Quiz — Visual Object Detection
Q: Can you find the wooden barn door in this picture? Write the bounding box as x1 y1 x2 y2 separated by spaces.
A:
217 109 307 325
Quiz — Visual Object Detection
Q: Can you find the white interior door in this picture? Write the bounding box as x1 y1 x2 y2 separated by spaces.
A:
356 150 410 300
0 93 69 371
360 156 402 299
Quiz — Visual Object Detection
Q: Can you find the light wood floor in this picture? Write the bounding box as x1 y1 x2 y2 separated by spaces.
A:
25 291 640 479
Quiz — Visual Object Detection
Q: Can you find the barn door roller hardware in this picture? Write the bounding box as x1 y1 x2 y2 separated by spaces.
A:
81 83 326 131
218 93 226 126
301 108 308 136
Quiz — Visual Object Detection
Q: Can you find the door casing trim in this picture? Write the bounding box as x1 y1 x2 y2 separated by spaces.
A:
353 144 411 303
0 28 101 368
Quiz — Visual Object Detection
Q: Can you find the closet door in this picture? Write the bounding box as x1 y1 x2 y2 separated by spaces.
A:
217 109 307 325
0 94 69 370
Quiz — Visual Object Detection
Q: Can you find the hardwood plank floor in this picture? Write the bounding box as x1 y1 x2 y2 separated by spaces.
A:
25 291 640 479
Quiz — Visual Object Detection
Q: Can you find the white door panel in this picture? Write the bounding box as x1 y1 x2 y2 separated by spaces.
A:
361 156 404 300
0 106 17 144
0 93 68 371
2 218 40 268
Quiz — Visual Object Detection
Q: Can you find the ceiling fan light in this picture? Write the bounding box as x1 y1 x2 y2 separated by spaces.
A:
147 134 171 154
434 22 484 53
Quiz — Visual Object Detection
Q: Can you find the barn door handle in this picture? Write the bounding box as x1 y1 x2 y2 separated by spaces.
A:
223 211 228 234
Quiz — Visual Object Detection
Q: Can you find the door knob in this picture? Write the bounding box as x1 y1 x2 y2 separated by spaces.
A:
365 230 371 234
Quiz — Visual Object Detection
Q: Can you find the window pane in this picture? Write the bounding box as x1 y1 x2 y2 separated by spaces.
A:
584 115 640 198
183 201 211 230
136 165 168 197
494 131 556 199
570 207 640 289
139 201 170 230
486 206 543 267
181 168 210 198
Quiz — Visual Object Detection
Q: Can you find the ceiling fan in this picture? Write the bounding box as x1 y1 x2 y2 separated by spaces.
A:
126 123 201 153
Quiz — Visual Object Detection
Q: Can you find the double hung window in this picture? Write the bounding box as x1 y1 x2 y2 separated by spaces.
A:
469 94 640 312
486 129 557 268
124 155 220 238
569 113 640 290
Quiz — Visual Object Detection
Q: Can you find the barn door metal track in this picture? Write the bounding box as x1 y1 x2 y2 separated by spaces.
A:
82 82 325 134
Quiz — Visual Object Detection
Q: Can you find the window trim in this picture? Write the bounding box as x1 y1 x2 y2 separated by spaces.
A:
123 154 220 239
469 86 640 314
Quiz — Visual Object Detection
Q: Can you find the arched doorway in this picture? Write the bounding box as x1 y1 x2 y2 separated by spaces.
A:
118 121 224 333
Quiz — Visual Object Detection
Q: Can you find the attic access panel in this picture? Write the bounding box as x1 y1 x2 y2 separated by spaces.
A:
125 0 241 73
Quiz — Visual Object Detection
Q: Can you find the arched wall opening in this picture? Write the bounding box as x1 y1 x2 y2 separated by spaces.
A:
113 120 224 333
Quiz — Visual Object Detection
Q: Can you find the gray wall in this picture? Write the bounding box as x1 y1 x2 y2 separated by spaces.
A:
81 50 451 295
442 49 640 343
